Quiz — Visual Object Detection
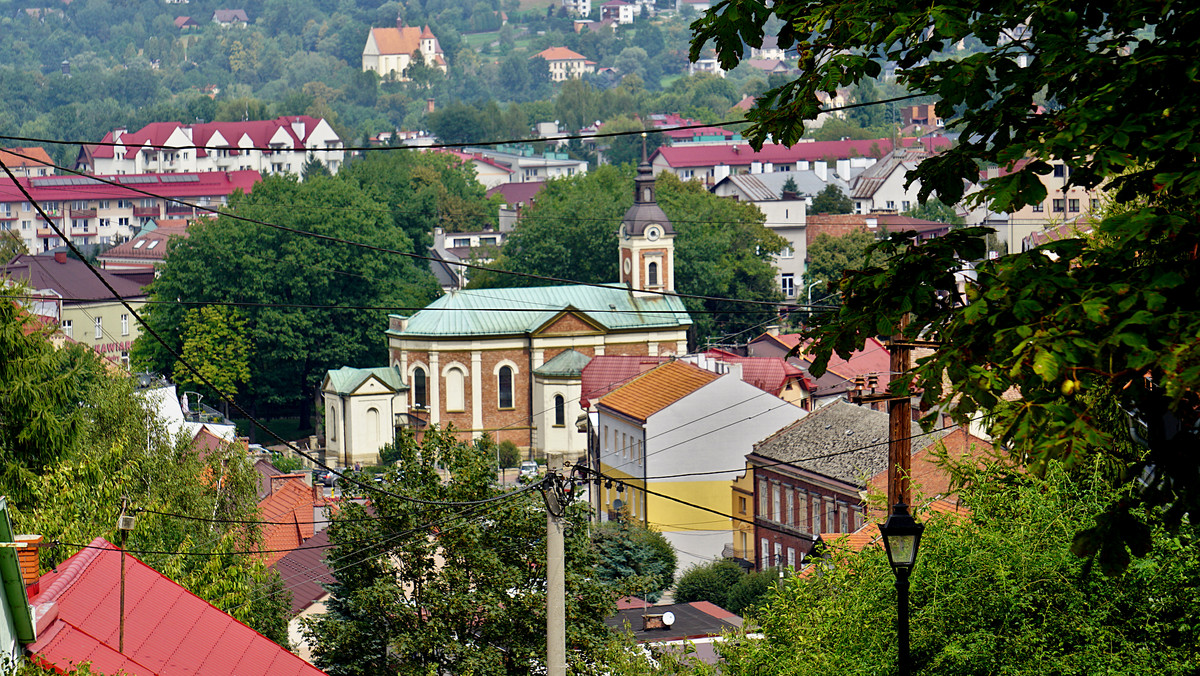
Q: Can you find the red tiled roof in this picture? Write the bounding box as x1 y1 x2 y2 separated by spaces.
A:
485 181 545 206
272 528 334 615
0 146 53 168
259 477 318 566
806 213 953 240
598 360 719 422
27 537 328 676
700 350 811 396
580 355 670 409
434 149 513 174
98 224 190 264
534 47 589 62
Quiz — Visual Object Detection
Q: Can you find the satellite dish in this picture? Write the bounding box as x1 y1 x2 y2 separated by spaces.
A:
661 611 675 627
612 499 624 511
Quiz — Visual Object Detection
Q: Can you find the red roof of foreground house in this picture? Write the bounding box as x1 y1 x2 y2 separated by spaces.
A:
27 537 327 675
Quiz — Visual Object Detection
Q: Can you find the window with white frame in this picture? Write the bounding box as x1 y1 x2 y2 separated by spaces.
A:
781 274 795 298
758 478 768 517
121 314 129 336
553 394 565 426
94 316 102 339
61 319 72 339
761 538 769 568
772 483 781 522
412 367 427 408
780 246 793 258
497 365 514 409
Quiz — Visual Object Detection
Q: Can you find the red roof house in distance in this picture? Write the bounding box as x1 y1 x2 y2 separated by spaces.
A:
0 147 55 177
97 220 189 274
259 475 320 566
748 331 892 408
77 117 344 176
26 537 328 675
651 136 952 185
532 47 596 82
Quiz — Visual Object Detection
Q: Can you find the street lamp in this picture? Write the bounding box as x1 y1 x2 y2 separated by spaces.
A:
879 502 925 676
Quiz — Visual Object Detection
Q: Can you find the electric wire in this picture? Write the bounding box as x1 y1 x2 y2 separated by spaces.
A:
0 149 795 312
0 93 925 155
1 151 566 510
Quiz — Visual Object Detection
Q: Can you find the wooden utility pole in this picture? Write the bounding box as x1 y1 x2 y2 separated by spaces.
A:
887 330 912 507
849 317 935 507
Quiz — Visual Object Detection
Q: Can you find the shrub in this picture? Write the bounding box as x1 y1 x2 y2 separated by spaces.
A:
726 568 781 616
498 440 520 468
673 559 744 609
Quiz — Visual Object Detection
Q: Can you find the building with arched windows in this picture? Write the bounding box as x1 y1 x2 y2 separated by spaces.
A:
382 158 689 460
321 366 408 467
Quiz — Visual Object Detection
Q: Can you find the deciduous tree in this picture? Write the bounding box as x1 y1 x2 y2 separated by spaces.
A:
691 0 1200 566
133 175 439 428
302 427 615 675
808 184 852 215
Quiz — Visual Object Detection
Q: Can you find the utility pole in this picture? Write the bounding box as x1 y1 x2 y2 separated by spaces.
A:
888 323 913 507
116 499 136 655
540 468 572 676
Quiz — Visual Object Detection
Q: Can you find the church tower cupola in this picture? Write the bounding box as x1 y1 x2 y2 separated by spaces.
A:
618 137 675 294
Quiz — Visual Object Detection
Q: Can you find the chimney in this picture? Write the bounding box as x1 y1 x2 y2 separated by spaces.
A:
765 325 780 336
814 161 827 181
16 535 42 594
53 251 67 264
427 98 436 114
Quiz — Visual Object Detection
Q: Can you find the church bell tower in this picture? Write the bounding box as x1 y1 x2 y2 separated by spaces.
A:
618 140 675 294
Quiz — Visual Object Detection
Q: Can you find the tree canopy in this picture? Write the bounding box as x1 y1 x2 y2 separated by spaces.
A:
808 184 853 215
302 428 616 675
0 304 289 644
591 518 677 603
132 175 440 427
803 229 876 306
692 0 1200 567
717 461 1200 674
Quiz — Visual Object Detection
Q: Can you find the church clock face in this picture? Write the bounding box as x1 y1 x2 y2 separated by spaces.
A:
646 225 661 241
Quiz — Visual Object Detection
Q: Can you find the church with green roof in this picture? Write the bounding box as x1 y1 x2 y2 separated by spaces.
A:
381 158 691 460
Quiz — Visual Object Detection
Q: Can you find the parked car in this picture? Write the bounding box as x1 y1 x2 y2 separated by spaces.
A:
312 468 337 487
518 461 540 483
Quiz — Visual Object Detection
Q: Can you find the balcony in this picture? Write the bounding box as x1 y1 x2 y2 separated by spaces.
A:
70 208 97 218
0 212 15 221
165 205 196 216
132 206 160 217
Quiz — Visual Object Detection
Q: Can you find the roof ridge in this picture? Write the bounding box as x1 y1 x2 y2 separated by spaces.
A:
35 536 107 605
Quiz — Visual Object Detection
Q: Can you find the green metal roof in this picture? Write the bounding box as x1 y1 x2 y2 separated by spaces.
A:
325 366 407 395
535 349 592 377
387 284 692 338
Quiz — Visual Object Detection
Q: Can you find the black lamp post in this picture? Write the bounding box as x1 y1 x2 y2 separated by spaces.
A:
879 502 924 676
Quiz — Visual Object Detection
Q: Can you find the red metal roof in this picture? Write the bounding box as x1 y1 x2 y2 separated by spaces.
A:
700 350 811 396
580 355 670 409
0 171 261 204
2 254 147 302
652 136 951 169
27 537 328 675
272 528 334 616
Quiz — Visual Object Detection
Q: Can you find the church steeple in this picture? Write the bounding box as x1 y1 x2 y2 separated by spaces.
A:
618 136 675 294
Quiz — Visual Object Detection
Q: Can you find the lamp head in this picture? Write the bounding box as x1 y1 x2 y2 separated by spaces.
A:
880 502 924 572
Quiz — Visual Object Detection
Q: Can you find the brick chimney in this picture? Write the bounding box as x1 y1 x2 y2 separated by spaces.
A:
53 251 67 264
16 535 42 595
426 98 436 114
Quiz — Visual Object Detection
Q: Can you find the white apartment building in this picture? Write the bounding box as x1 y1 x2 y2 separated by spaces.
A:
77 117 344 177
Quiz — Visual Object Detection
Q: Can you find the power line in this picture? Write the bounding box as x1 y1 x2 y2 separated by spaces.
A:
0 294 830 315
0 93 924 155
0 152 570 511
0 149 793 311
